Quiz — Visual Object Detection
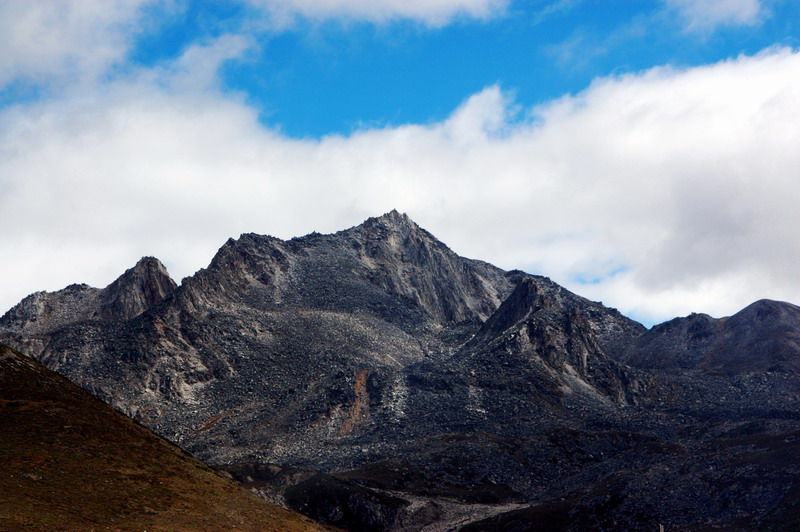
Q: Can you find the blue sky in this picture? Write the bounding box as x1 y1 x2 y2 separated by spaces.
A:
1 0 800 325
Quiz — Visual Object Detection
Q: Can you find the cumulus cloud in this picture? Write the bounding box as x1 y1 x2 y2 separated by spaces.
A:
0 0 155 88
244 0 508 26
1 36 799 326
663 0 765 31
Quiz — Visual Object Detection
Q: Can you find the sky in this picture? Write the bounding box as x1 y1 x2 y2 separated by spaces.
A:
1 0 799 326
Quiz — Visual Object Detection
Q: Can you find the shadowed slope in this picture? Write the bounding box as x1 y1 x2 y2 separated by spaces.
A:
0 344 330 532
622 299 800 374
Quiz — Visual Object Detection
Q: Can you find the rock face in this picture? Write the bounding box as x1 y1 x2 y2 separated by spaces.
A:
0 256 175 335
3 210 800 531
98 256 177 321
453 276 651 406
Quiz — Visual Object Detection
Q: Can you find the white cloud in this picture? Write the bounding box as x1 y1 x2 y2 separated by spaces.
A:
245 0 508 26
663 0 765 31
1 41 799 327
0 0 504 93
531 0 583 26
0 0 155 87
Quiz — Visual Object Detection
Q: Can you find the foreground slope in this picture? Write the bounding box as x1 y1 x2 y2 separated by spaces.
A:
0 343 329 532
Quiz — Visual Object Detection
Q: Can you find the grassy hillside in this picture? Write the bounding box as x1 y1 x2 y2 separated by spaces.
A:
0 343 331 532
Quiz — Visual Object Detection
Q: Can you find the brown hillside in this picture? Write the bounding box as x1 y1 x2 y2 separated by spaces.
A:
0 343 331 532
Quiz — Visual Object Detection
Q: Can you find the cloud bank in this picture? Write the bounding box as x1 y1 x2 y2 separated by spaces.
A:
1 36 798 325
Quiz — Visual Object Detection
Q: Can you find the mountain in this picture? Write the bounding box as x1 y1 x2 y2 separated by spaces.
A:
3 210 800 531
0 343 329 532
623 299 800 375
2 256 176 336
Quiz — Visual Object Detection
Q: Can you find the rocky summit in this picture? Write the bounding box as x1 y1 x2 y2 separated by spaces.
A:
3 210 800 531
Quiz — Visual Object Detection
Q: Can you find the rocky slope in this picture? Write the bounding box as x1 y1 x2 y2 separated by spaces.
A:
3 210 800 531
623 298 800 375
0 343 330 532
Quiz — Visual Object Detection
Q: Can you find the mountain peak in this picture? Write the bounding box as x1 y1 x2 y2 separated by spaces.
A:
360 209 417 231
98 256 176 320
732 298 800 322
132 255 170 274
378 208 409 222
366 209 417 227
